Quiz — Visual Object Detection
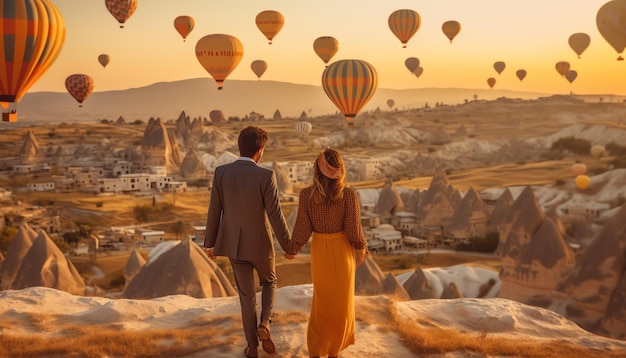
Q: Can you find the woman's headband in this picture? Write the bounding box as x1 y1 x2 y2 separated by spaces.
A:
317 151 342 179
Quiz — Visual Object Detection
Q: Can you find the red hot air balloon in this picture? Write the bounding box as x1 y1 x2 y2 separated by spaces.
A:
174 15 194 42
321 59 378 121
65 74 94 107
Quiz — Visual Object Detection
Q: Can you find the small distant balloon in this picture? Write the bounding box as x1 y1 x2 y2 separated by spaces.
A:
65 74 94 107
294 121 312 137
487 77 496 89
413 66 424 78
250 60 268 80
256 10 284 44
596 0 626 60
209 110 225 123
441 20 461 43
313 36 339 65
555 61 570 77
572 163 587 176
405 57 420 74
568 33 591 58
565 70 578 84
590 145 605 158
105 0 138 28
387 99 395 109
388 9 421 48
516 69 527 81
575 175 590 190
321 59 378 121
174 15 194 41
98 54 110 69
493 61 506 75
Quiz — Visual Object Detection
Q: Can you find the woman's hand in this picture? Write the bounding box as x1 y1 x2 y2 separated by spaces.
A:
284 253 296 260
354 248 368 267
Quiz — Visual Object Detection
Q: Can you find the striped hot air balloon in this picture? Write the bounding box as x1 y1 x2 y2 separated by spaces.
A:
0 0 65 113
105 0 137 28
294 121 312 137
195 34 244 90
388 9 421 48
174 15 194 41
65 74 94 107
256 10 284 44
321 59 378 121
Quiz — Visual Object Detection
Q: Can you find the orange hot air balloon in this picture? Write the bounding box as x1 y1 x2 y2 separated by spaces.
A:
250 60 267 80
555 61 570 77
65 74 94 107
174 15 194 41
572 163 587 176
256 10 284 44
516 69 527 81
98 54 110 68
487 77 496 89
575 175 590 190
414 66 424 78
568 33 591 58
313 36 338 65
405 57 420 74
493 61 506 75
565 70 578 84
195 34 244 90
321 59 378 120
442 20 461 43
388 9 421 48
596 0 626 60
0 0 65 116
590 145 605 158
105 0 137 28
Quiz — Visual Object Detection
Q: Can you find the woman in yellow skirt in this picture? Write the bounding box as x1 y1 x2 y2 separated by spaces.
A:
286 149 368 358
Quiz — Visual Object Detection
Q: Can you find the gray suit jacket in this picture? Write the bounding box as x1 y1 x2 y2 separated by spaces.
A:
204 159 291 261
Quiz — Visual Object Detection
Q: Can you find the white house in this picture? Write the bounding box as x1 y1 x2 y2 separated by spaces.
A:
365 224 403 252
27 182 55 192
141 231 165 245
282 161 313 185
357 158 383 181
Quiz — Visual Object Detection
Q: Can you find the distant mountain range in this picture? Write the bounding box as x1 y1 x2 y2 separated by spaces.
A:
9 78 622 125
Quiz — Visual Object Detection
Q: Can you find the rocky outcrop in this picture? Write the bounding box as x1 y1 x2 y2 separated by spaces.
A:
487 188 514 233
441 282 464 299
402 267 436 300
0 223 37 290
124 250 146 289
272 162 293 195
19 130 40 160
140 117 183 170
448 187 489 239
180 149 206 179
374 177 405 215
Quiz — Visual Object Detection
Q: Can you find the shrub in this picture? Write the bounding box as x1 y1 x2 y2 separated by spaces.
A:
95 201 104 208
455 232 499 253
550 136 591 155
555 179 566 186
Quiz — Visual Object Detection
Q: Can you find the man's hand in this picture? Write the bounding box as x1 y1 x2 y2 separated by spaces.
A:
204 247 216 259
284 253 296 260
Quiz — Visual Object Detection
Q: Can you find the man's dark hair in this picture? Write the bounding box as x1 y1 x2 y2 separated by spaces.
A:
238 126 269 157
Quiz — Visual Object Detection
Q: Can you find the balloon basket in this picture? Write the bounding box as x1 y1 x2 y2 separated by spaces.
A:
2 112 17 122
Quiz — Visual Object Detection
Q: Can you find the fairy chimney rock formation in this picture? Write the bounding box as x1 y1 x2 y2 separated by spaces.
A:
448 187 489 239
441 282 464 299
140 117 183 169
402 267 436 300
180 149 206 179
497 186 545 257
355 255 386 296
374 178 405 215
487 188 514 234
0 224 37 290
19 130 40 160
124 250 147 289
272 162 293 195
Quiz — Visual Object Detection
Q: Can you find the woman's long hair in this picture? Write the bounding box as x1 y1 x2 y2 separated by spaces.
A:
310 149 347 204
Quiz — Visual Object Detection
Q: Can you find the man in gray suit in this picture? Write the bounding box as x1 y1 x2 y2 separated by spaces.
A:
204 126 291 358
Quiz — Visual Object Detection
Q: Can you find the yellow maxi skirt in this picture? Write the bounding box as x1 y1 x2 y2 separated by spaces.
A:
307 232 356 357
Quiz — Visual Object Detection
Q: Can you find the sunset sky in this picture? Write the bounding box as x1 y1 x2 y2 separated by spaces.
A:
30 0 625 96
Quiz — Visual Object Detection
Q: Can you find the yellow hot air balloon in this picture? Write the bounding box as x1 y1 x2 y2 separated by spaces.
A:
65 74 94 107
493 61 506 75
250 60 267 80
405 57 420 74
575 175 590 190
555 61 570 77
388 9 421 48
0 0 65 122
98 54 110 69
294 121 312 137
572 163 587 176
516 69 527 81
387 99 395 109
487 77 496 89
597 0 626 60
105 0 137 28
174 15 194 42
321 59 378 121
313 36 338 65
568 33 591 58
565 70 578 84
256 10 284 44
590 145 605 158
442 20 461 43
195 34 244 90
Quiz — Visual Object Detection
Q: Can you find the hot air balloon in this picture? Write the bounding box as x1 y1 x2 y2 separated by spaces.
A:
516 69 527 81
590 145 605 158
405 57 420 74
251 60 267 80
65 74 94 107
487 77 496 89
493 61 506 75
596 0 626 60
195 34 244 90
572 163 587 176
388 9 421 48
565 70 578 84
555 61 570 77
321 59 378 120
313 36 338 65
414 66 424 78
98 54 110 69
105 0 137 28
294 121 312 137
568 33 591 58
575 175 590 190
209 109 225 123
442 20 461 43
174 15 194 42
387 99 395 109
256 10 284 44
0 0 65 122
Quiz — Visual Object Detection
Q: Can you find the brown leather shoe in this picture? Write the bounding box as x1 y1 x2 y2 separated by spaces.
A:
256 324 276 354
244 346 258 358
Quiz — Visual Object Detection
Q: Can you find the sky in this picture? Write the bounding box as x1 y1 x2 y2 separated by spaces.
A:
29 0 625 96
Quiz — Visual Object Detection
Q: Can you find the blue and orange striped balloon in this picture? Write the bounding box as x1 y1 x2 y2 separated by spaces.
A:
0 0 65 104
321 59 378 120
388 9 421 48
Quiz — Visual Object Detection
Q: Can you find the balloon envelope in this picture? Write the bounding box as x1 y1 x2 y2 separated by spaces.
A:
568 33 591 58
105 0 137 28
413 66 424 78
565 70 578 84
174 15 194 41
388 9 421 48
441 20 461 43
405 57 420 73
195 34 244 90
516 69 527 81
256 10 284 44
0 0 66 104
387 99 395 109
555 61 570 77
209 110 225 123
590 145 605 158
487 77 496 88
250 60 267 79
313 36 338 65
493 61 505 75
575 175 590 190
65 74 94 106
294 121 312 137
98 54 110 68
321 59 378 120
596 0 626 60
572 163 587 176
